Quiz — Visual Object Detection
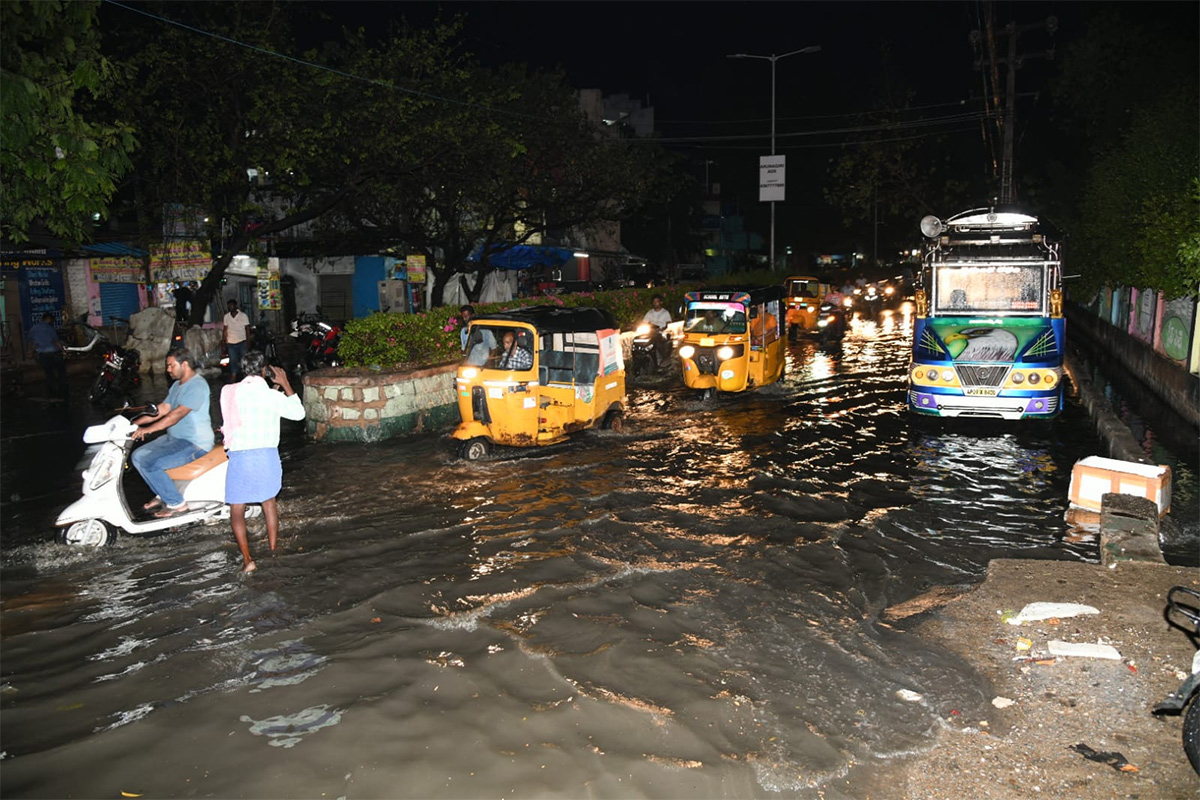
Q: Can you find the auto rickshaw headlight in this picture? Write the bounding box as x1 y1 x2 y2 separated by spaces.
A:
717 346 734 361
679 345 695 359
462 367 479 379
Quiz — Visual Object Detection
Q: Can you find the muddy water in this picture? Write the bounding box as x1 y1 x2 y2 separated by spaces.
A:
0 316 1120 798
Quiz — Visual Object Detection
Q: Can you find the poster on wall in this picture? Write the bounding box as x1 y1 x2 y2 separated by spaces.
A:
19 264 67 327
1129 287 1156 344
1158 296 1196 366
407 254 427 284
150 240 211 283
257 268 281 310
89 256 144 283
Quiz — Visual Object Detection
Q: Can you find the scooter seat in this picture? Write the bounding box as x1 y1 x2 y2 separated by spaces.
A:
165 446 228 481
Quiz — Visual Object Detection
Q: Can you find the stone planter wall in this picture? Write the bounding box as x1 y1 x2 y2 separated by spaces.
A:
301 362 460 443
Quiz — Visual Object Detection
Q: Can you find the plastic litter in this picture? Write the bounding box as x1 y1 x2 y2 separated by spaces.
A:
896 689 923 702
1005 602 1100 625
1047 640 1122 660
992 696 1016 708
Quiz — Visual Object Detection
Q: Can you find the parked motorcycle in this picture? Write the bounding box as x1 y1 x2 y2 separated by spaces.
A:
630 323 671 377
816 301 847 346
1153 585 1200 775
55 402 259 547
64 317 142 406
290 310 342 372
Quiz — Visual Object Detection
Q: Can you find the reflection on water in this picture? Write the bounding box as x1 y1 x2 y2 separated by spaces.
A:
0 321 1146 798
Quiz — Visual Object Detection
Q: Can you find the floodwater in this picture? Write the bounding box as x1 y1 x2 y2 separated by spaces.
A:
0 313 1189 799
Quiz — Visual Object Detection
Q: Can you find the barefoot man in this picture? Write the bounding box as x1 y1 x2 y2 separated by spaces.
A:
220 349 305 573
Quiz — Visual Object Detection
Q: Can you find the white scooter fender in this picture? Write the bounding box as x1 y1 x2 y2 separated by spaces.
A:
56 415 257 547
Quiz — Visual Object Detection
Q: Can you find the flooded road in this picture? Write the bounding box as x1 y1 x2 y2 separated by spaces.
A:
1 315 1188 798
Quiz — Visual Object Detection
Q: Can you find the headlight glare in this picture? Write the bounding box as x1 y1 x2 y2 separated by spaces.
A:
717 346 734 361
679 345 695 359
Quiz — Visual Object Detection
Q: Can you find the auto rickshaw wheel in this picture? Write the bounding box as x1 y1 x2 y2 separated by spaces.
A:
601 409 625 432
458 437 492 461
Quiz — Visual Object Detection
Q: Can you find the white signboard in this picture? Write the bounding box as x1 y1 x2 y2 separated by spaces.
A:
759 155 786 202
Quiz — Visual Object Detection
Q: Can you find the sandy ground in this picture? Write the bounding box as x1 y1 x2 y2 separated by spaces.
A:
865 558 1200 799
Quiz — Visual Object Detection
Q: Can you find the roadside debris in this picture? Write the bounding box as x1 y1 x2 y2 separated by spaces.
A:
991 696 1016 708
1048 640 1123 660
1003 602 1100 625
1069 742 1139 772
896 689 924 703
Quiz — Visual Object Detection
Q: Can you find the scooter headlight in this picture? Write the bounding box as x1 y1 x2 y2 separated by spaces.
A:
717 346 734 361
678 345 695 359
88 450 120 491
636 323 651 336
817 318 829 328
843 297 854 308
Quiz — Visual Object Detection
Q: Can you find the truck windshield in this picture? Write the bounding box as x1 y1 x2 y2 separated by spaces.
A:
933 264 1044 314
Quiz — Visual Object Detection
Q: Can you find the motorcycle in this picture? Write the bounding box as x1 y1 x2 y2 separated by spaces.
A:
816 301 847 345
630 323 671 377
55 402 259 547
290 311 342 372
64 317 142 406
1153 585 1200 775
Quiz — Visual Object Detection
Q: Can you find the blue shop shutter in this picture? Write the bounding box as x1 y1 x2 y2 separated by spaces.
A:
98 282 140 322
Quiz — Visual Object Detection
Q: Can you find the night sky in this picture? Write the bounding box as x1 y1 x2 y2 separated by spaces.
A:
340 1 1076 257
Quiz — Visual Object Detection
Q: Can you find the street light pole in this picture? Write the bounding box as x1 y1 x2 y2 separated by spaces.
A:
728 45 820 272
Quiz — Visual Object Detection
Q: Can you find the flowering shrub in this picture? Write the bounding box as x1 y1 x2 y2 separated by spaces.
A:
338 285 694 370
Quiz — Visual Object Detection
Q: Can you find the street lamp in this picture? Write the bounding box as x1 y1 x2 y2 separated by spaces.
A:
728 45 820 271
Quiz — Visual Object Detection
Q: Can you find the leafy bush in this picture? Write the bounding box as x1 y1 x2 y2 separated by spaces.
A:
338 285 695 370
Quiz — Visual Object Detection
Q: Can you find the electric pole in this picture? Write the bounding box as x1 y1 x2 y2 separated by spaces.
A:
971 10 1056 204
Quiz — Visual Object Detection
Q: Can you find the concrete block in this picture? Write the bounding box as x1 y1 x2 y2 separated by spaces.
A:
340 387 355 402
362 386 380 403
1100 492 1165 566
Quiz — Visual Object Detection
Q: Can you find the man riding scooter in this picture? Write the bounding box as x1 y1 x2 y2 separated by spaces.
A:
131 346 214 518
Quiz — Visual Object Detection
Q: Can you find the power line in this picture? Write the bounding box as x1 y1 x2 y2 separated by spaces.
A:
642 110 996 144
657 99 985 125
101 0 556 125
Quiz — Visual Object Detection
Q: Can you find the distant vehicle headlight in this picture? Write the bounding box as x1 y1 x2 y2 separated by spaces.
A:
679 345 695 359
636 323 651 335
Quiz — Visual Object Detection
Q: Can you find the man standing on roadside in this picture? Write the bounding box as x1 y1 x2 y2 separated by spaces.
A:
27 312 67 398
131 346 214 517
220 349 306 573
223 299 252 381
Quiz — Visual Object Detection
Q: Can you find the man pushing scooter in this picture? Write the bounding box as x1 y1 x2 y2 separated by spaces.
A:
131 346 214 518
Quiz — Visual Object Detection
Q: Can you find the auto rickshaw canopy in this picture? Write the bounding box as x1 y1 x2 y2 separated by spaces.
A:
471 305 618 334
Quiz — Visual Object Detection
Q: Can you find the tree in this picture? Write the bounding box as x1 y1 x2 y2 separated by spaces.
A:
317 55 671 305
103 2 461 322
0 0 136 245
1046 6 1199 298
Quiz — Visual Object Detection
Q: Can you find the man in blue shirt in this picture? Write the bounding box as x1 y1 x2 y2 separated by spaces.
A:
27 312 67 398
131 345 214 517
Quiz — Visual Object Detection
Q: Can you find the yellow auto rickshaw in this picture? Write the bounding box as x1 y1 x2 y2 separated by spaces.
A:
678 287 786 397
452 306 627 459
784 275 830 335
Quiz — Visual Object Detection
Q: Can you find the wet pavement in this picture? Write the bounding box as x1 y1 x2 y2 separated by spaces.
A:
2 315 1196 798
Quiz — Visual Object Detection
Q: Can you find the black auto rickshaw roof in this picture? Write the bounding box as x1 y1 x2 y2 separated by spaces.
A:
686 285 785 304
473 305 618 333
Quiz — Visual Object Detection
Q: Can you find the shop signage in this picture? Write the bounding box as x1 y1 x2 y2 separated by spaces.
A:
407 254 427 284
150 240 211 282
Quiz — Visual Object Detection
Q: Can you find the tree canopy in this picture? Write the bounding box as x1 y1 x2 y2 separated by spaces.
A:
0 0 136 245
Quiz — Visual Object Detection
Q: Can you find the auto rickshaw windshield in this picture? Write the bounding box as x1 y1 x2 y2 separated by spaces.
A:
463 325 535 370
788 279 820 298
684 302 746 334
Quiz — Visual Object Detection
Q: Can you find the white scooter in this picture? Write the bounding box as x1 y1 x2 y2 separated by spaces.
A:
56 403 259 547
